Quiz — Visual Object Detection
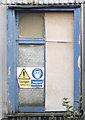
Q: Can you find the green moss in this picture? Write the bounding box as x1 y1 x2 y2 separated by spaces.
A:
8 100 11 114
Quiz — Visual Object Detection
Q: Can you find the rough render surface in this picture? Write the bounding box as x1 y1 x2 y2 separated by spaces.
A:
0 5 8 119
0 5 3 120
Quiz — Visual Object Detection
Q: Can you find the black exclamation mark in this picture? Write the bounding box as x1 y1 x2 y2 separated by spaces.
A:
23 71 25 78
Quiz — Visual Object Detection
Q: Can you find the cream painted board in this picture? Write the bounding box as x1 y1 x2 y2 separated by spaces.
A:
45 12 74 42
45 42 74 111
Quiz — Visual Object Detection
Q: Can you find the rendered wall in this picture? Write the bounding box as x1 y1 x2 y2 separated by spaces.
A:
0 5 8 119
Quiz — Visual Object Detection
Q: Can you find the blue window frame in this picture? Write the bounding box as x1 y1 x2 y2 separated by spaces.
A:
17 12 45 112
7 7 81 113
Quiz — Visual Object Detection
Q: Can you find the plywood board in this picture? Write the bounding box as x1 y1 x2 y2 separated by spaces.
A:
45 42 74 111
45 12 74 42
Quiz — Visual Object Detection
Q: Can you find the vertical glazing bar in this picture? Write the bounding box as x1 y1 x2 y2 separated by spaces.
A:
74 8 81 109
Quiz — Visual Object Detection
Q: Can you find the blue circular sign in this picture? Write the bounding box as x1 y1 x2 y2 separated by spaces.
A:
32 68 43 79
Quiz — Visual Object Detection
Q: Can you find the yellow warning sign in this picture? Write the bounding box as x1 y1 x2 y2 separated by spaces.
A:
18 69 31 88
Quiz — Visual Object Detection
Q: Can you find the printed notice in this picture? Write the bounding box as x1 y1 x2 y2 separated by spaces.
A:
18 68 31 88
17 67 44 88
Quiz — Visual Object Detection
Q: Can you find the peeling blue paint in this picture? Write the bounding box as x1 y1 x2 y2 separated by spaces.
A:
74 8 81 109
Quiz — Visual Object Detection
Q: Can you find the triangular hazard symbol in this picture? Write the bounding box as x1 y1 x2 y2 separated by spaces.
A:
18 69 30 79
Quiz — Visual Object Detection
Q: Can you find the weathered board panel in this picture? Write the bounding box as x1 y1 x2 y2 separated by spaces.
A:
46 42 74 111
45 12 74 42
45 12 74 111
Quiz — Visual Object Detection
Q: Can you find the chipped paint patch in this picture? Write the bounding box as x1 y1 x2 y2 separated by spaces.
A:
78 56 81 69
78 34 80 44
78 40 80 45
8 66 10 79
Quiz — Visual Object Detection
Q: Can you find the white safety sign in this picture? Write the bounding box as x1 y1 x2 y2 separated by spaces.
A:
17 67 44 88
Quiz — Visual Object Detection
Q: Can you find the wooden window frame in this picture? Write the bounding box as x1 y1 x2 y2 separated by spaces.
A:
7 7 81 114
